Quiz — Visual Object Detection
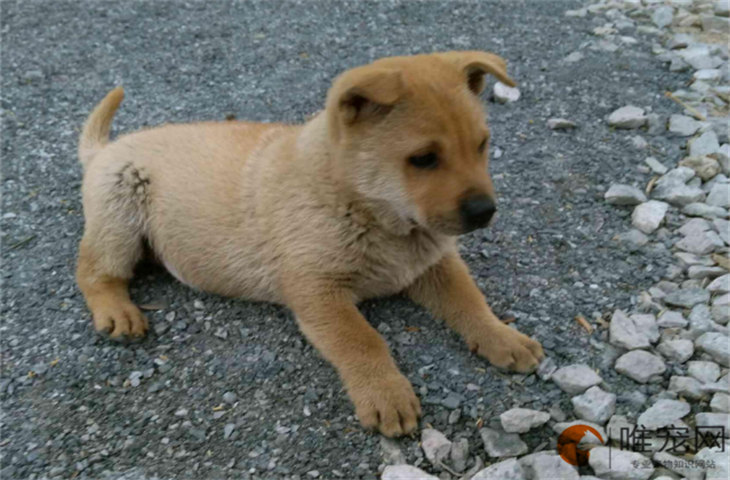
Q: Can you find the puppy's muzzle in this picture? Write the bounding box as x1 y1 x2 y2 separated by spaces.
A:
460 194 496 233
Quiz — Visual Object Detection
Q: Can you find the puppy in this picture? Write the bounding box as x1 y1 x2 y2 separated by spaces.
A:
76 51 543 437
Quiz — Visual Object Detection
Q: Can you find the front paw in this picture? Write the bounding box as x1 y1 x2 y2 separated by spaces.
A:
346 370 421 437
467 322 543 373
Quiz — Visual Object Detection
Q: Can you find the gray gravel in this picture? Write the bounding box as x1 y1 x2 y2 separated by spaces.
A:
0 0 708 478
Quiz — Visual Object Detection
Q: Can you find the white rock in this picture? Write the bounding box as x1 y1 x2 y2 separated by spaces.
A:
421 428 451 465
679 155 721 181
707 182 730 208
608 105 647 129
479 427 528 457
449 438 469 472
689 303 717 338
696 446 729 479
657 338 694 363
382 465 438 480
669 114 702 136
687 360 721 383
493 82 520 103
675 230 724 254
708 274 730 293
694 69 722 81
678 45 723 70
663 287 710 308
499 408 550 433
605 184 647 205
711 392 730 412
668 375 705 399
637 399 690 430
471 458 524 480
717 0 730 16
714 217 729 244
682 202 729 218
632 201 669 234
689 130 721 157
525 454 579 480
652 5 674 28
657 310 687 328
615 350 666 383
547 118 576 130
589 447 654 480
696 332 730 366
696 412 730 437
609 310 653 349
551 364 603 394
712 293 730 324
571 386 616 424
645 156 668 174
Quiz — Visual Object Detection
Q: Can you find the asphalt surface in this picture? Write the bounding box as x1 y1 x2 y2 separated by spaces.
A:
1 1 694 478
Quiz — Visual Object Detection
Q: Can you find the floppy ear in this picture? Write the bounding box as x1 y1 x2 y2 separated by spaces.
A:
327 66 404 125
436 51 516 94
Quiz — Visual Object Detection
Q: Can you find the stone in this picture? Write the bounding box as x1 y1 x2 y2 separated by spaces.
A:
678 45 723 70
608 105 647 129
696 446 729 479
499 408 550 433
421 428 451 465
675 230 723 254
617 229 650 251
536 357 558 381
717 0 730 16
471 458 523 480
524 454 579 480
714 218 730 244
615 350 666 383
632 201 669 234
657 339 694 363
679 156 721 181
708 274 730 293
712 293 730 325
696 332 730 366
493 82 520 103
223 423 235 439
382 465 438 480
702 14 730 32
630 135 648 150
711 392 730 412
637 399 690 430
449 438 469 472
605 184 647 205
479 427 528 457
663 288 710 308
652 5 674 28
688 265 726 279
653 183 705 206
607 415 634 443
547 118 576 130
657 310 687 328
645 156 668 174
696 412 730 437
551 364 603 394
380 437 406 465
682 203 728 218
222 391 237 404
694 69 722 81
668 33 692 49
687 360 721 383
668 375 705 399
669 114 702 136
589 447 654 480
689 304 716 338
689 131 721 157
571 386 616 424
652 451 704 480
609 310 653 349
707 182 730 208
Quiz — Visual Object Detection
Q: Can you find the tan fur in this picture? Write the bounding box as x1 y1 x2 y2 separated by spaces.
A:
76 51 543 437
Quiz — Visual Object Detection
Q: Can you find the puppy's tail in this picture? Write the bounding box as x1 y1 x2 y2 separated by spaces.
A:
79 87 124 169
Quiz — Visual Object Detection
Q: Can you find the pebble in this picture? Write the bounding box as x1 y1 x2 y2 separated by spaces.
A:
479 427 528 457
689 130 721 157
605 184 647 205
663 287 710 308
420 428 451 465
679 155 721 181
668 114 702 136
656 338 694 363
493 82 520 103
707 182 730 208
381 465 438 480
676 229 724 255
471 458 523 480
712 293 730 324
652 5 674 28
546 118 576 130
551 364 602 394
449 438 469 473
711 392 729 412
608 105 647 129
571 386 616 424
645 156 668 174
499 408 550 433
609 310 655 349
632 201 669 234
682 202 728 218
222 391 237 404
223 423 235 440
687 360 721 383
615 350 666 383
707 274 730 293
657 310 687 328
696 332 730 366
636 399 690 430
695 412 730 437
668 375 705 400
536 357 558 381
589 447 654 480
523 454 579 480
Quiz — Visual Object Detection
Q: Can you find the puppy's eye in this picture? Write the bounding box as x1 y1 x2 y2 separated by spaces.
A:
408 152 438 169
478 137 488 153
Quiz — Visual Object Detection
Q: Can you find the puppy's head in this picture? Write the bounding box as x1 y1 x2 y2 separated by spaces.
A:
326 51 515 236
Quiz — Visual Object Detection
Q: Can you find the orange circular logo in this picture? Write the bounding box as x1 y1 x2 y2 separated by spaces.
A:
557 424 605 466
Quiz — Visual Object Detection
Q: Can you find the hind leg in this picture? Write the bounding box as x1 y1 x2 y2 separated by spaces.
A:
77 163 150 339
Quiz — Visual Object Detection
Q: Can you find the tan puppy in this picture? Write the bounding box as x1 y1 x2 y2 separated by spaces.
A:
76 51 543 437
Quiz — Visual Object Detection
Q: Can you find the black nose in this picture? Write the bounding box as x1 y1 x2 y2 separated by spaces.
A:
460 195 496 231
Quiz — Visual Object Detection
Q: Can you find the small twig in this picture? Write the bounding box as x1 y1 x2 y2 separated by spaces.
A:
8 235 36 250
645 176 659 195
575 315 594 334
664 91 706 121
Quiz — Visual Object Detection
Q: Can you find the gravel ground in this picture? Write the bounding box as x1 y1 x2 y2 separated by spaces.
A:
0 1 707 479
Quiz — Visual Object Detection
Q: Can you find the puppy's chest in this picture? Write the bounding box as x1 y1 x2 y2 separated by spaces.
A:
346 227 449 298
